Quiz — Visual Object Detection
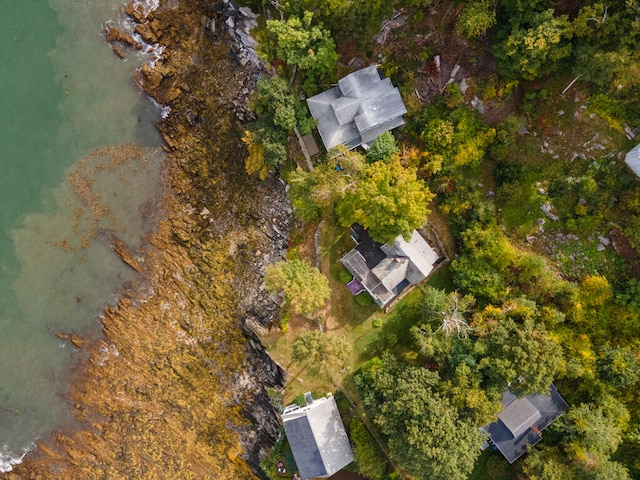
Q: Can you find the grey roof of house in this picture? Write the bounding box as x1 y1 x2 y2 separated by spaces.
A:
483 385 568 464
307 66 407 150
282 396 355 479
340 250 395 307
341 228 439 307
341 250 383 292
372 257 409 291
498 397 541 438
352 226 387 269
383 231 440 284
625 143 640 177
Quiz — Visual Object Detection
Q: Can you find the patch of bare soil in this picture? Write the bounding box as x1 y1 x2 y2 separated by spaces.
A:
289 220 317 262
611 229 640 277
479 88 524 125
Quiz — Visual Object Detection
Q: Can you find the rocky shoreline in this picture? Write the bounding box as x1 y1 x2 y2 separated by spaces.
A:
5 0 290 478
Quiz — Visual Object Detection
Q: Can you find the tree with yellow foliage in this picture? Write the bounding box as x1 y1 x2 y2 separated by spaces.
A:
241 130 268 180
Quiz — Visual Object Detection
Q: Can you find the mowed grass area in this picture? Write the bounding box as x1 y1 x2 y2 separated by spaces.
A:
260 218 381 404
260 218 452 404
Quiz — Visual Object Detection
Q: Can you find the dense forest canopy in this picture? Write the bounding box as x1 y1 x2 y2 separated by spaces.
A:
240 0 640 478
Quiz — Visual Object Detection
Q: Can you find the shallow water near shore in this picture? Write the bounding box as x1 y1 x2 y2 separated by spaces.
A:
0 0 165 471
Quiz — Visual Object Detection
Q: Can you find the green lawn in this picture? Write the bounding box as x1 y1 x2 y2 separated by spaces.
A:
426 261 455 291
261 218 444 404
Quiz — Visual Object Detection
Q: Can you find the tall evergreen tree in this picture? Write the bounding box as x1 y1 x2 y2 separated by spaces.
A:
355 354 482 480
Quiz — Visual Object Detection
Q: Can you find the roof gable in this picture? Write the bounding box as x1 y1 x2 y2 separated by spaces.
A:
372 257 409 291
355 89 406 133
498 397 542 438
341 228 439 307
483 385 568 464
392 230 440 283
282 396 355 478
307 66 407 150
283 415 326 478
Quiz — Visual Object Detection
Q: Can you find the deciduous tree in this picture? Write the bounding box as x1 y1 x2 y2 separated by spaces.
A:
263 11 338 81
264 258 330 315
556 396 630 470
456 0 496 39
246 77 315 170
411 287 475 357
349 418 388 480
417 106 495 172
291 330 351 373
494 9 573 80
597 345 640 390
254 76 315 135
335 158 434 243
285 149 366 221
282 0 393 46
474 299 565 396
580 275 612 307
365 132 398 163
284 167 322 222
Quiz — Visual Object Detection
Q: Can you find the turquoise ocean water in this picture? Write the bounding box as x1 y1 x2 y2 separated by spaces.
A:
0 0 165 471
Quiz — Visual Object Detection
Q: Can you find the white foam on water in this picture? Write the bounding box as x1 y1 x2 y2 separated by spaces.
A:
109 3 169 116
133 0 159 17
0 444 34 473
148 96 171 119
140 42 166 68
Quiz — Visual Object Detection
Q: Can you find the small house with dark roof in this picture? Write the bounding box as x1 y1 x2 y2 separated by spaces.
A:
482 385 568 464
282 394 354 479
306 66 407 151
625 143 640 177
340 225 440 308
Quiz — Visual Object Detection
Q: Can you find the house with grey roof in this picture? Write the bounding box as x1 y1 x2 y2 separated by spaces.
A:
340 225 440 308
306 66 407 151
626 143 640 177
282 393 354 479
482 385 568 464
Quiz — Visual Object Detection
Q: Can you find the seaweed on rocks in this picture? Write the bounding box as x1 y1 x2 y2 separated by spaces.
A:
4 1 289 478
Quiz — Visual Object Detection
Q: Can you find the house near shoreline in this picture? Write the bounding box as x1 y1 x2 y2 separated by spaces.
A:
340 225 441 308
282 393 354 479
625 143 640 178
482 385 569 464
306 65 407 151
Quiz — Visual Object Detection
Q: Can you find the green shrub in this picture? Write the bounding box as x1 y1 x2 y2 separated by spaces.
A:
366 131 399 163
356 292 374 307
445 83 463 108
587 94 626 132
372 317 383 328
485 453 511 480
267 388 284 411
624 215 640 252
280 309 290 331
338 268 353 284
350 418 388 480
260 433 287 480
